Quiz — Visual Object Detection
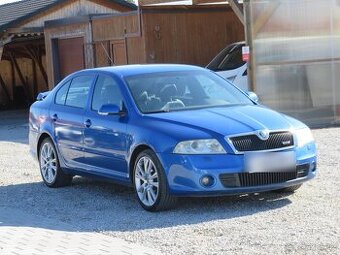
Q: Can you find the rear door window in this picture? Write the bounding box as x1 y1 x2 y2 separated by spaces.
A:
65 75 94 109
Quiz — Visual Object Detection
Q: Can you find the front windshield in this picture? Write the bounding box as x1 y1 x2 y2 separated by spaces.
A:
125 70 254 113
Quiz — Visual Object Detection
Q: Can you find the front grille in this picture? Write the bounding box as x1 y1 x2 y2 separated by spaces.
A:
229 131 294 152
220 164 309 188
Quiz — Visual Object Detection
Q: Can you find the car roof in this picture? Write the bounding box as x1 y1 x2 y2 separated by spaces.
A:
78 64 205 77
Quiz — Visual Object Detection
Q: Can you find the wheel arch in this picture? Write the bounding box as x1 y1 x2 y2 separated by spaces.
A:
129 144 154 182
37 132 54 159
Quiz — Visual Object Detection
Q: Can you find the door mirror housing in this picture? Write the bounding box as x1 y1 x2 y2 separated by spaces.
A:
247 91 259 103
98 104 125 116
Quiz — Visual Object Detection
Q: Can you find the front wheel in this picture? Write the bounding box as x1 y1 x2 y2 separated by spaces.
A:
133 150 177 212
39 138 73 188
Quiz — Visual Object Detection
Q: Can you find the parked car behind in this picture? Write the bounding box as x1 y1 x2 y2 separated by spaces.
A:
207 42 248 91
29 64 317 212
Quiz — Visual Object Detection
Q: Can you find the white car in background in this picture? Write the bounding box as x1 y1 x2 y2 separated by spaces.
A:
206 42 248 91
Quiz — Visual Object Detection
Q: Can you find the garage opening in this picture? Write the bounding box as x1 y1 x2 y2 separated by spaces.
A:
0 36 47 110
56 37 85 82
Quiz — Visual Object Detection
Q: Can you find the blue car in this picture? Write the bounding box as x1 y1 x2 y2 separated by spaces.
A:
29 64 317 211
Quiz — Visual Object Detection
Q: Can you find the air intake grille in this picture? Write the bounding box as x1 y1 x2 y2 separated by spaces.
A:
219 164 309 188
229 131 294 152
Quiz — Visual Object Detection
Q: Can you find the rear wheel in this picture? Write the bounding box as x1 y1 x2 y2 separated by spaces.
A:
133 149 177 211
39 138 73 188
274 184 302 193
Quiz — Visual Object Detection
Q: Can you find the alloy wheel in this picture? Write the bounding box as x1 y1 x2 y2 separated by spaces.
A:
134 156 159 207
40 142 57 184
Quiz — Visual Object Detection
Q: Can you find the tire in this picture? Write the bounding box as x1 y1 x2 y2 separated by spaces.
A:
39 138 73 188
133 149 177 212
273 184 302 193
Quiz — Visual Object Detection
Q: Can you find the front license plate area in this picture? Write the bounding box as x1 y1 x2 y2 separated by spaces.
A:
245 151 296 173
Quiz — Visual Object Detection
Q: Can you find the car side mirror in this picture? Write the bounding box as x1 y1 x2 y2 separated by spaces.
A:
98 104 125 116
247 91 259 103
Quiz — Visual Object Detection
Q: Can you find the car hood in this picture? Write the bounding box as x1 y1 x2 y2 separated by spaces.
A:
148 105 306 137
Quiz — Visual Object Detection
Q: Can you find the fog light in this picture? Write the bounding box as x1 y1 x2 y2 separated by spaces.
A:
200 175 214 187
310 162 317 172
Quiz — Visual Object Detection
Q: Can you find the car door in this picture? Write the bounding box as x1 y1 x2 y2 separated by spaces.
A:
51 75 95 168
83 74 128 178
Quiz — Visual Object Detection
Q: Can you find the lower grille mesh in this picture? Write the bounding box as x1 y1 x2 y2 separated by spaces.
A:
220 164 309 188
238 172 296 187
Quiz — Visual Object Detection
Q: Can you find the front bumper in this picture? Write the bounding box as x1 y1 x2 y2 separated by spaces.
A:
158 142 317 196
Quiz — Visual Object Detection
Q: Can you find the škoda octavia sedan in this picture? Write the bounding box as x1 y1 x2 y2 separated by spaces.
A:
29 65 317 211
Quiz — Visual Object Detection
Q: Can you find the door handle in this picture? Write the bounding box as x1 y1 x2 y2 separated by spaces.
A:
84 119 92 128
52 114 58 122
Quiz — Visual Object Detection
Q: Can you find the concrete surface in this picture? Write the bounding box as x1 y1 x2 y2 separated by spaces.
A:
0 110 339 255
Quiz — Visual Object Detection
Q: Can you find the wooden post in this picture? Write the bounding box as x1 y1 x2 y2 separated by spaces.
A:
32 58 37 98
243 0 255 91
0 47 3 61
25 46 48 88
10 58 15 103
0 74 11 103
9 53 32 103
229 0 244 25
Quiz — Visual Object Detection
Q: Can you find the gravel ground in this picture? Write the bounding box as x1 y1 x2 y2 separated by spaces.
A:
0 110 339 255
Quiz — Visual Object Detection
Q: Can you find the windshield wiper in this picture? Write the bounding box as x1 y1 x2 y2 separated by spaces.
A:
146 109 171 114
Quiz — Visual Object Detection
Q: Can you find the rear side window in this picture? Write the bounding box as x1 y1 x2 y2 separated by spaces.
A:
55 81 71 105
218 47 246 71
65 76 94 109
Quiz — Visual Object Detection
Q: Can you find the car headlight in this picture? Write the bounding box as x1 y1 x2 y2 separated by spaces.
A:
173 139 226 154
294 127 314 147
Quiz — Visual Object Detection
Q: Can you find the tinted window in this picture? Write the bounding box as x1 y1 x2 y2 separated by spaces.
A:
92 75 123 111
218 47 246 71
65 76 94 109
55 81 71 105
207 44 235 71
207 44 246 71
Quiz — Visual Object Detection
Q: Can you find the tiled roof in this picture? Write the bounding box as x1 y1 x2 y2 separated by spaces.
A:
0 0 137 31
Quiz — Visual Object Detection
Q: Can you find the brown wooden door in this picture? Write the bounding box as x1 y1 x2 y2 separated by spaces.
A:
58 37 85 79
110 40 127 65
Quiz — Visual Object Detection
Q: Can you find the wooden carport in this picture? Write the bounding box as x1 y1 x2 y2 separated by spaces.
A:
0 0 137 109
0 30 48 108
